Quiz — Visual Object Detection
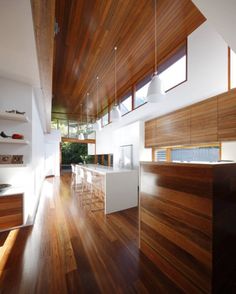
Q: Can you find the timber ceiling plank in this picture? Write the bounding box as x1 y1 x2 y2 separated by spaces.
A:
52 0 205 121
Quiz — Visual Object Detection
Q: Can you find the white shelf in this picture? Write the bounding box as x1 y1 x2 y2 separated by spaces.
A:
0 187 24 197
0 138 29 144
0 164 26 167
0 112 29 122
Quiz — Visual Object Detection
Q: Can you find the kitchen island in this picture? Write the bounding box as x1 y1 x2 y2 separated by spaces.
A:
139 161 236 293
76 164 138 214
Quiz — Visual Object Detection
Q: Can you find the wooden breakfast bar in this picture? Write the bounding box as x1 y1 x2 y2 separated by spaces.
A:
139 161 236 293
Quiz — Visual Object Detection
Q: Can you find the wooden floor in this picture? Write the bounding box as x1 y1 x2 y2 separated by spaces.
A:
0 173 182 294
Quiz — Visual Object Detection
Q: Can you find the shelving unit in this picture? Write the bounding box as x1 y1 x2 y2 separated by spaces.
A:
0 112 29 122
0 138 29 144
0 164 27 168
0 110 29 167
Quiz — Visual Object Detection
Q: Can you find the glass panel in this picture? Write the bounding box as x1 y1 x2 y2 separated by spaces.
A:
51 120 57 129
159 55 186 91
69 121 78 138
110 154 113 167
102 112 109 126
155 149 167 161
230 49 236 89
58 120 68 137
103 154 108 166
97 155 103 165
135 81 150 108
120 95 132 116
171 147 219 162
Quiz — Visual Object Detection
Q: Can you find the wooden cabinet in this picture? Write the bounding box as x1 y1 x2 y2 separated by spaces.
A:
145 119 157 148
156 108 191 147
190 98 218 144
0 194 23 230
144 89 236 148
218 89 236 141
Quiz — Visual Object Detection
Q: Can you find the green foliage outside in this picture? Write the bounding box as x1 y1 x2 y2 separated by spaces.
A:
61 142 93 164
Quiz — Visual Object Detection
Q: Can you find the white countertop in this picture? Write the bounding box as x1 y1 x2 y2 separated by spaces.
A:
76 164 136 174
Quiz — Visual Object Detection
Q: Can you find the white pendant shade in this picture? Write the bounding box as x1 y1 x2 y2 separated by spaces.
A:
110 105 121 122
147 74 165 103
78 133 84 140
93 120 101 131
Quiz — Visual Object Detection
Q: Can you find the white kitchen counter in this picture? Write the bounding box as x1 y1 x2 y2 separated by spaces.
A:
78 164 134 174
76 165 138 214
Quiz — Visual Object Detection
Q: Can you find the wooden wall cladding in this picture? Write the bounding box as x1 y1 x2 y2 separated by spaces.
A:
145 88 236 147
190 98 218 144
218 89 236 141
53 0 205 120
156 109 191 147
139 161 236 293
145 119 158 147
0 195 23 230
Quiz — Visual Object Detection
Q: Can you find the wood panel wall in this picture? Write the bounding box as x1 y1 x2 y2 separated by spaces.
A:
0 194 23 230
218 89 236 141
145 88 236 148
139 161 236 293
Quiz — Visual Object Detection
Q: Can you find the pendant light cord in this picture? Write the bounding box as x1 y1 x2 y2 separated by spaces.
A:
154 0 157 75
87 93 89 127
96 76 99 120
114 46 117 105
80 103 83 131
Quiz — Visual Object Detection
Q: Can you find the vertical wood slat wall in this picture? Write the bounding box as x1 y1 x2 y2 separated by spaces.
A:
145 88 236 148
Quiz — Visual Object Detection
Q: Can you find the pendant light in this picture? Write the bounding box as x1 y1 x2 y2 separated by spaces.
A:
110 46 121 122
147 0 165 103
93 76 101 131
78 103 84 140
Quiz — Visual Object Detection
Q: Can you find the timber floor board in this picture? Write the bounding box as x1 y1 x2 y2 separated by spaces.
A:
0 173 182 294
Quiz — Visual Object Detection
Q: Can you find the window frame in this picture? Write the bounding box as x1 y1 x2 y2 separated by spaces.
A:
152 143 221 162
119 90 133 117
159 41 187 93
229 47 236 90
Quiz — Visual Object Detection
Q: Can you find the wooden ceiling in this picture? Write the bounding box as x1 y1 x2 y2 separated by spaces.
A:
52 0 205 122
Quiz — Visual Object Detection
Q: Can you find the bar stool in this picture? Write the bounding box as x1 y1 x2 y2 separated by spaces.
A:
91 172 104 212
71 164 76 187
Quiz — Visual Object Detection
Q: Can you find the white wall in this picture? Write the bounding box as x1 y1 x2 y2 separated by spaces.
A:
95 22 228 162
192 0 236 53
221 142 236 161
113 121 141 168
44 130 61 177
92 120 152 168
0 0 40 86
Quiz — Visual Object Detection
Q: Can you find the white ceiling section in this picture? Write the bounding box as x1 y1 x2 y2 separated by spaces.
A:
192 0 236 53
0 0 40 86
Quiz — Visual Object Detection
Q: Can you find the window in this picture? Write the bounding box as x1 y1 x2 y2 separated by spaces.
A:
158 43 187 92
155 149 167 161
51 120 58 129
134 78 151 108
102 112 109 127
171 146 220 162
230 48 236 89
120 93 132 116
69 121 78 138
58 120 68 138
